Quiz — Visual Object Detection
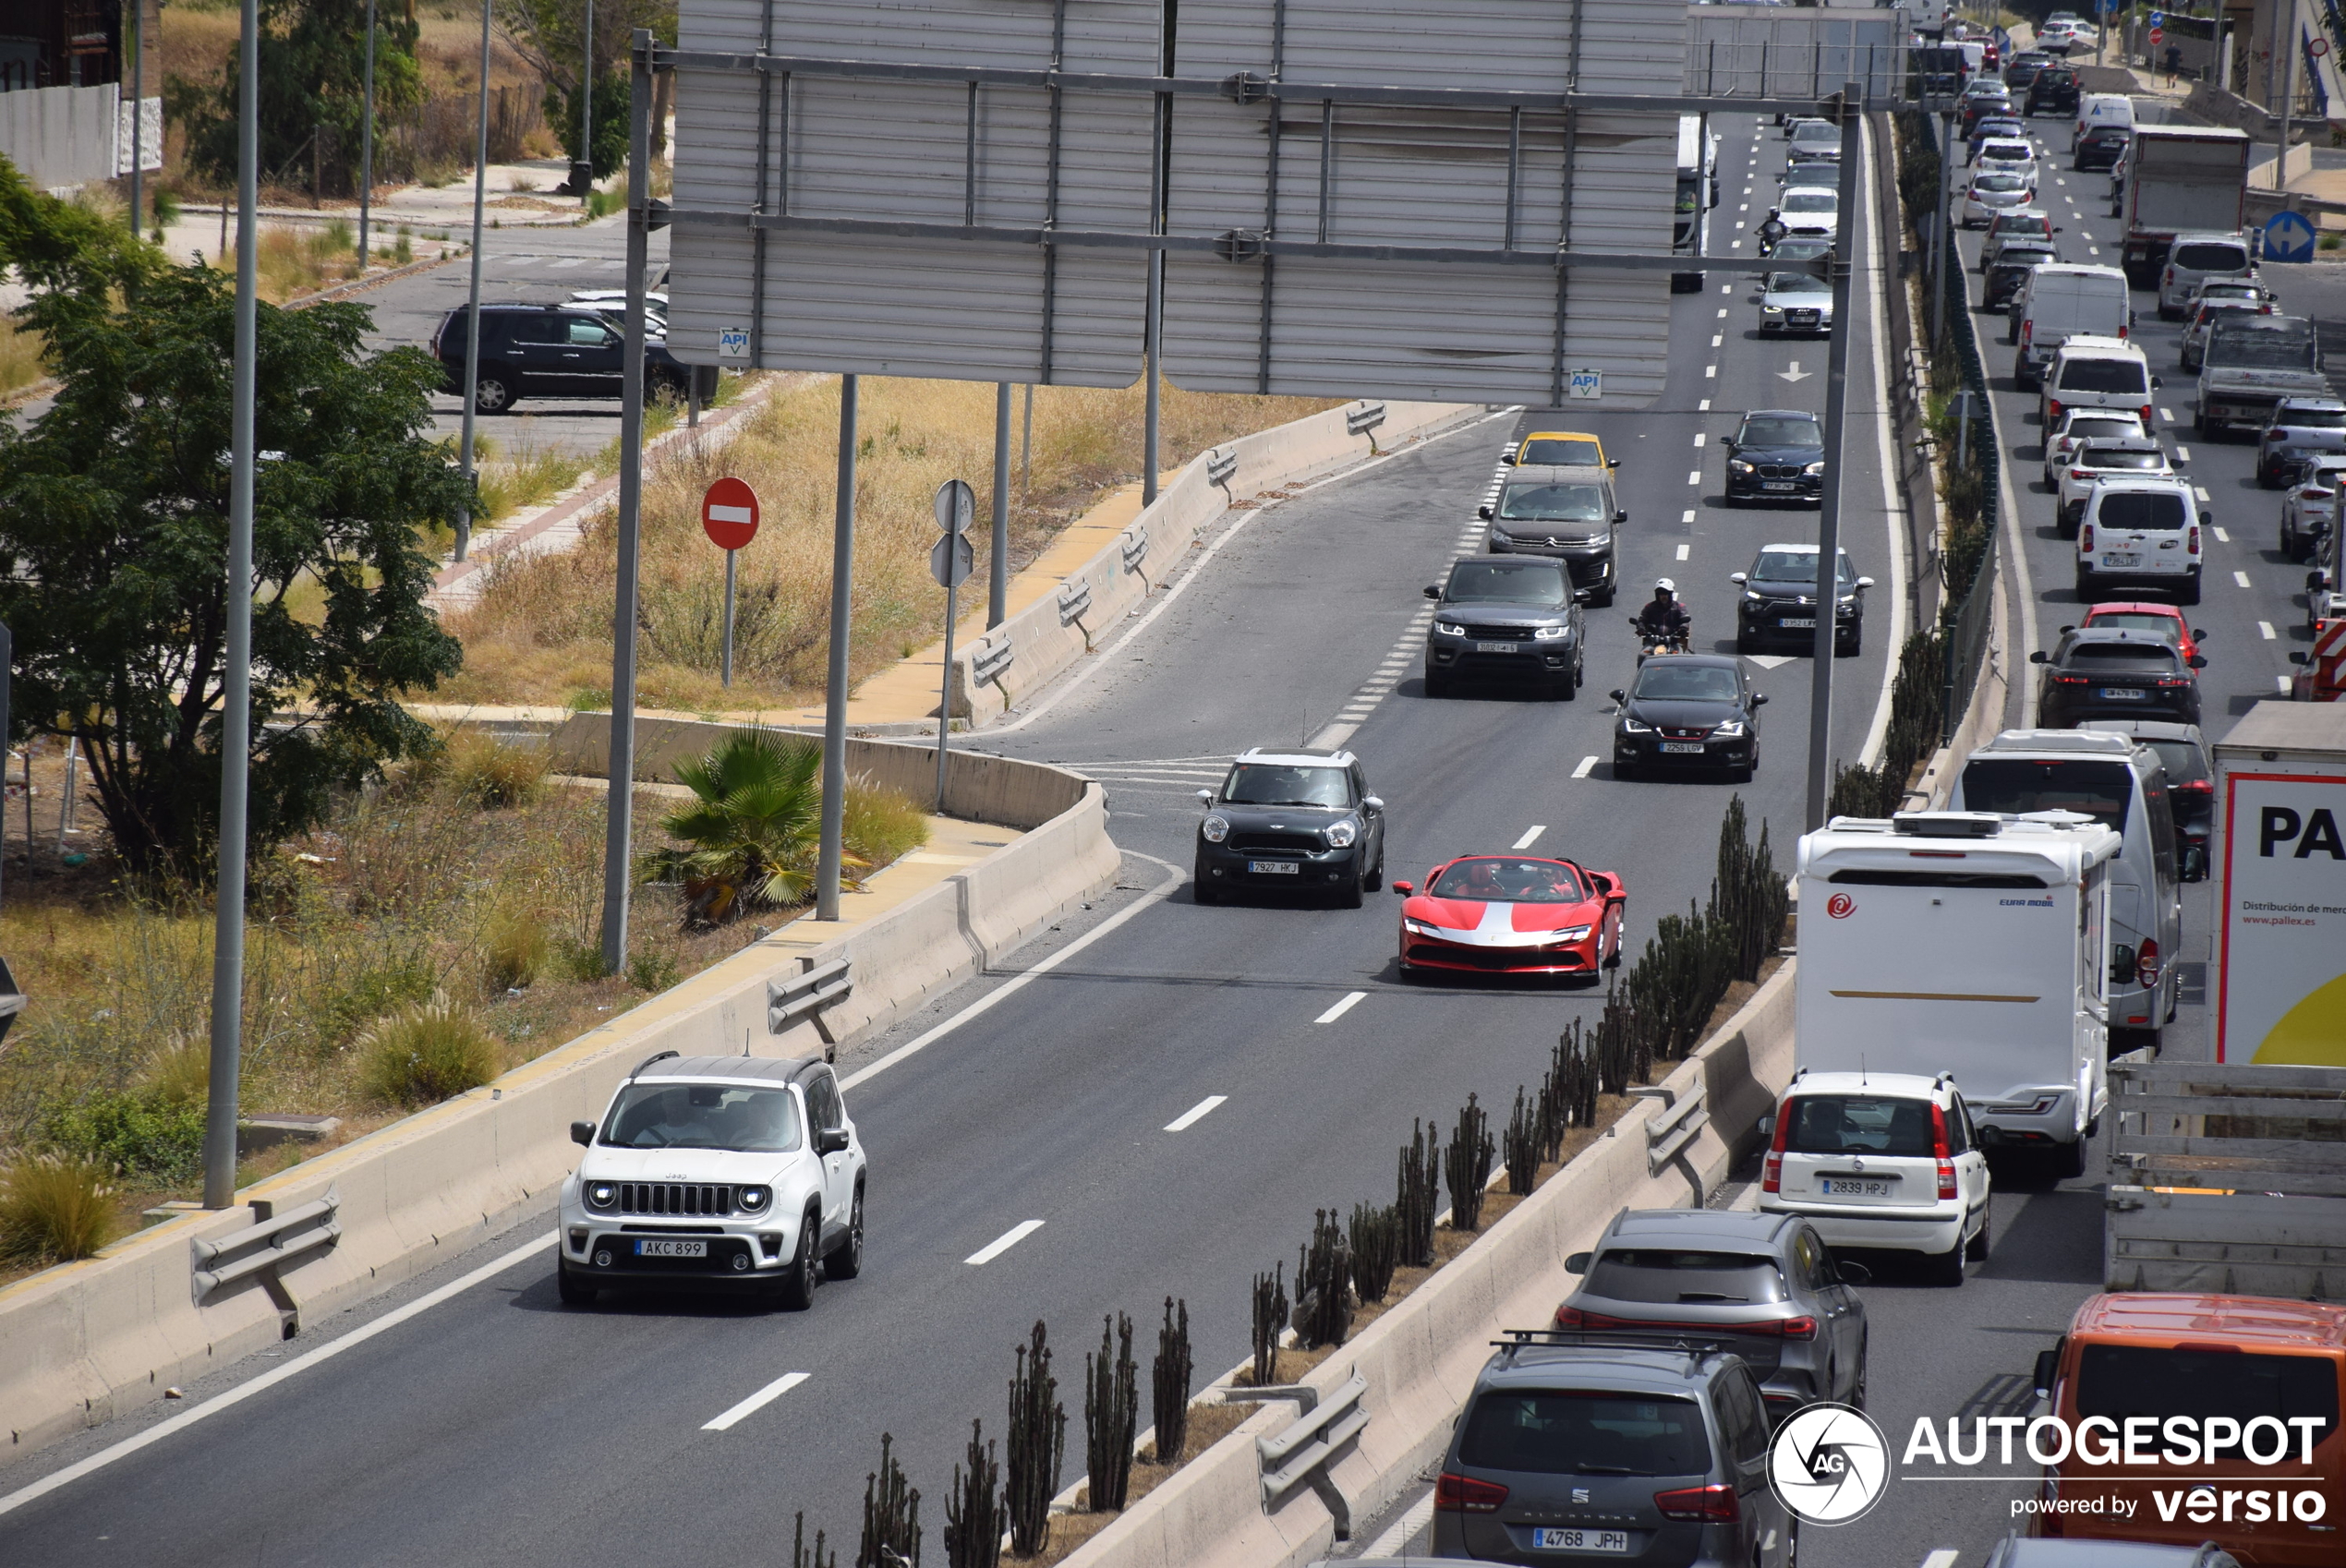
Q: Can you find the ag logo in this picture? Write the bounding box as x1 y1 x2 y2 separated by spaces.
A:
1768 1403 1888 1526
1825 893 1856 920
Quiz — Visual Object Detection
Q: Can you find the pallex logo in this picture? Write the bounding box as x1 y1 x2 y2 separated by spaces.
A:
1825 893 1856 920
1769 1403 1889 1526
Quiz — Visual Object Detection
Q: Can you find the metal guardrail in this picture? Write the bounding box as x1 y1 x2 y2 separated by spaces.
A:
1250 1371 1369 1537
1630 1083 1711 1175
1345 401 1386 437
191 1189 340 1303
1119 525 1150 576
1206 448 1239 489
972 635 1014 688
768 957 853 1050
1057 578 1092 626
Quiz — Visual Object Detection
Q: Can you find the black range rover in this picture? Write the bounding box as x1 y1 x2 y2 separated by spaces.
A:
1423 556 1589 700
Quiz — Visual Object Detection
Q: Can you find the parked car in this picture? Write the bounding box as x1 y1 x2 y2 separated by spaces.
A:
2042 407 2148 488
2255 396 2346 488
1423 555 1590 697
2056 437 2175 534
1723 408 1825 506
1758 1069 1992 1286
1556 1209 1870 1421
1730 543 1871 656
433 302 710 414
1431 1336 1794 1566
1608 656 1768 782
2031 628 2205 727
559 1054 865 1308
2279 452 2346 561
2074 476 2205 604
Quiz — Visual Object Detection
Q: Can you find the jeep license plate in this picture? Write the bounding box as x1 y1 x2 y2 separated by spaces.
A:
1660 742 1706 754
1534 1529 1629 1553
635 1238 707 1258
1820 1178 1895 1197
1476 641 1518 654
1248 861 1300 875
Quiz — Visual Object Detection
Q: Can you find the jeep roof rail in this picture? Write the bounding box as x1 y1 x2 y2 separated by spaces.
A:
628 1049 681 1081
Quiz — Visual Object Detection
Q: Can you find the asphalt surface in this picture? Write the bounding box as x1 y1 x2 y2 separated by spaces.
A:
3 108 2237 1568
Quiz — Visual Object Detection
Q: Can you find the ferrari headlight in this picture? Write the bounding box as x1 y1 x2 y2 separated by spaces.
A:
586 1182 617 1210
1712 720 1747 738
1434 621 1466 637
1622 718 1654 734
1532 623 1569 641
1729 459 1754 474
1551 925 1593 945
1324 819 1358 849
1804 461 1827 476
1201 814 1230 843
1404 919 1444 937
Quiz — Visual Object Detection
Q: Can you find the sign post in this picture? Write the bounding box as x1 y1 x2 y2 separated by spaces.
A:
931 480 976 810
701 476 761 687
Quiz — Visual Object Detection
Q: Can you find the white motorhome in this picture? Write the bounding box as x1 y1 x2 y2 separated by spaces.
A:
1796 811 2122 1176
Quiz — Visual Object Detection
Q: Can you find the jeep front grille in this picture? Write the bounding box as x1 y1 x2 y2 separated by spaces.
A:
615 1182 737 1216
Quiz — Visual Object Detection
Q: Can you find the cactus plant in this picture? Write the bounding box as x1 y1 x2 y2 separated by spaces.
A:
1084 1313 1139 1512
1348 1200 1399 1305
1503 1084 1540 1196
856 1431 922 1568
1395 1116 1440 1267
796 1514 840 1568
1249 1262 1288 1385
1445 1093 1496 1231
1292 1208 1354 1350
943 1421 1001 1568
1152 1297 1192 1465
1005 1321 1065 1556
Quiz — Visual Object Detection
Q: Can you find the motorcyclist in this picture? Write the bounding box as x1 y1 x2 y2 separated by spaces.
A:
1635 578 1691 646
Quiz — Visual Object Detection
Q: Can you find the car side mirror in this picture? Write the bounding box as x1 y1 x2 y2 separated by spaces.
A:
1364 796 1385 812
1614 511 1628 525
1837 1260 1872 1287
1608 458 1621 468
1573 588 1594 605
2151 375 2163 389
1565 1251 1592 1275
2194 628 2208 639
1424 585 1441 599
2033 1347 2062 1399
1391 880 1414 896
1196 788 1213 804
2059 623 2076 634
816 1128 851 1156
2030 649 2049 663
1730 572 1748 585
1752 693 1770 706
1498 451 1516 465
1758 1114 1774 1138
2290 650 2311 666
2182 845 2208 883
1608 688 1627 704
1479 504 1493 520
2188 654 2207 669
1856 576 1876 589
571 1120 594 1147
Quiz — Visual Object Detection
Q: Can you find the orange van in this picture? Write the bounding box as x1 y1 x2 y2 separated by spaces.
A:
2031 1294 2344 1565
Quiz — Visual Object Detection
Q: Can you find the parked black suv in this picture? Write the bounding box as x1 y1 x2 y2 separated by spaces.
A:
2074 123 2130 172
1723 409 1825 506
1192 748 1385 907
1431 1333 1794 1566
2030 629 2205 728
2026 65 2080 115
1424 557 1589 699
432 302 713 413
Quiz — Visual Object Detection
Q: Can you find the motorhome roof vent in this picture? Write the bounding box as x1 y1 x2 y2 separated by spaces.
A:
1890 811 2004 838
2015 809 2098 829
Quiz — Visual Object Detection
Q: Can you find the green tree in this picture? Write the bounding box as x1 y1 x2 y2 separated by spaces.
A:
500 0 676 173
0 157 466 873
171 0 425 194
637 730 863 926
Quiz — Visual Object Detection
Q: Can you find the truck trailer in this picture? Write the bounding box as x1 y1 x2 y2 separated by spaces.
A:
2113 124 2251 283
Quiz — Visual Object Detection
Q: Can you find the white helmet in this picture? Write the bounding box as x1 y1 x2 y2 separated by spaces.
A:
1654 577 1677 594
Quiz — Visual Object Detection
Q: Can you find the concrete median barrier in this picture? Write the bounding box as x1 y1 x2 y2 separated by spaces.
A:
0 735 1115 1464
1059 963 1797 1568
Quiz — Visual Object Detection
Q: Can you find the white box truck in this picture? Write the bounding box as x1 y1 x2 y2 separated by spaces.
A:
2210 701 2346 1065
1796 811 2122 1176
2113 125 2251 283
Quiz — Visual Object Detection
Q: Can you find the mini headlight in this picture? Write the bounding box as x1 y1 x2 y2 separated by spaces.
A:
1324 819 1359 849
1201 814 1230 843
1532 623 1569 641
1804 461 1827 476
1729 459 1754 474
586 1182 617 1209
1434 621 1467 636
736 1186 771 1211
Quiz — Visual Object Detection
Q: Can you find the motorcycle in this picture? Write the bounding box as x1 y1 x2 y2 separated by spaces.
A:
1629 615 1692 661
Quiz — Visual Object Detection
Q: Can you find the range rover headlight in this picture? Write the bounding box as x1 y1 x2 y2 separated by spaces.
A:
1324 819 1359 849
1434 621 1467 636
586 1182 617 1210
736 1186 771 1212
1532 623 1569 641
1201 814 1230 843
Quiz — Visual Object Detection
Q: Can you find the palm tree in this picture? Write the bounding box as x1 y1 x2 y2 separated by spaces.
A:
636 730 863 926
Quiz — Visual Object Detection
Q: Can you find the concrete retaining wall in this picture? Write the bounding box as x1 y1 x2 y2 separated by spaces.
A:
951 400 1483 723
1061 964 1798 1568
0 738 1116 1461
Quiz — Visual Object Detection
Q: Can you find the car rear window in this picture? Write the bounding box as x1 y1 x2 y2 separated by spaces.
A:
1783 1094 1939 1156
1586 1249 1787 1306
2094 490 2187 531
2068 643 2183 668
1457 1392 1713 1478
2079 451 2165 471
1974 174 2026 193
2058 358 2147 395
2074 1345 2340 1453
1962 757 2134 830
2280 409 2346 428
2062 416 2142 443
2142 739 2210 785
2171 242 2250 272
2086 611 2183 641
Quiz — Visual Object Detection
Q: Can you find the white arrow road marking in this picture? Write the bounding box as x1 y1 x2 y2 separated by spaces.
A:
1780 361 1810 382
966 1220 1046 1265
1572 755 1598 778
2261 621 2278 640
1513 826 1546 850
1315 991 1368 1024
1164 1095 1227 1132
703 1371 811 1432
1747 654 1796 669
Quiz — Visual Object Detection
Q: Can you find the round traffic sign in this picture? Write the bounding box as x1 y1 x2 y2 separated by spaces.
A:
2147 10 2163 26
933 477 976 536
2265 208 2318 264
930 533 974 588
701 476 759 550
2148 26 2162 45
2314 36 2332 58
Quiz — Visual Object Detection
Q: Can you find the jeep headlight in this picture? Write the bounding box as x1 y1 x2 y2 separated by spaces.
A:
1201 814 1230 843
1532 623 1569 641
1804 461 1827 476
736 1185 771 1212
1434 621 1466 637
586 1182 617 1210
1324 818 1358 849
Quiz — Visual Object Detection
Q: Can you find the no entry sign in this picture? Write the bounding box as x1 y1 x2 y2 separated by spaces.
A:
702 476 760 550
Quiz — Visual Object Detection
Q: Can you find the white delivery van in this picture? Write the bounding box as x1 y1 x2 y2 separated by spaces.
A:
1796 810 2122 1177
2074 92 2134 148
2012 264 2132 388
1950 730 2189 1049
2208 701 2346 1066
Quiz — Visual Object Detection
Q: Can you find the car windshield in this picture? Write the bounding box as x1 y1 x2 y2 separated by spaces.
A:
599 1083 804 1151
1497 482 1608 523
1585 1249 1788 1306
2096 490 2188 531
1751 550 1852 583
2079 450 2165 471
1962 757 2134 830
1447 561 1570 606
2075 1345 2340 1453
1739 416 1820 447
1634 664 1741 702
2057 359 2147 395
2279 409 2346 428
1518 437 1602 465
1457 1392 1713 1478
1765 272 1829 296
1221 764 1350 807
2171 242 2250 272
1784 1094 1939 1156
2207 324 2319 369
1429 858 1588 903
1974 174 2026 193
2086 612 2183 642
2062 416 2142 443
1791 126 1836 148
1782 191 1836 213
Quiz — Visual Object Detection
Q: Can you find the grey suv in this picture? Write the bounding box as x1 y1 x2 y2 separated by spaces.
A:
1424 557 1589 700
1432 1333 1794 1566
1556 1209 1870 1423
1480 464 1625 604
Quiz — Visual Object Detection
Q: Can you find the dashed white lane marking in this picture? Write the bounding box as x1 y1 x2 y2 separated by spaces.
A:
2055 177 2066 187
1693 432 1707 447
2195 487 2212 503
2279 674 2295 694
1315 991 1368 1024
1699 399 1711 412
1675 543 1691 561
1572 755 1598 778
2087 245 2099 255
2234 570 2253 588
1920 1551 1960 1568
2260 621 2278 640
1721 283 1733 295
1707 363 1719 375
1682 509 1697 523
1164 1095 1227 1132
2175 444 2192 462
1688 469 1703 484
703 1371 811 1432
1717 308 1728 319
2159 407 2175 423
2211 525 2229 542
1729 240 1741 249
1512 825 1547 850
965 1220 1046 1266
1711 334 1723 348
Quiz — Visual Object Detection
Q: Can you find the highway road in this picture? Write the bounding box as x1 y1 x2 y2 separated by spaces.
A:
14 98 2307 1568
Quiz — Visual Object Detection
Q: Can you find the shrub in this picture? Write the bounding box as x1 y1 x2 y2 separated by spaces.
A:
626 949 682 994
0 1154 119 1262
844 774 930 869
140 1037 210 1108
321 947 439 1037
49 1087 207 1181
482 903 550 992
357 993 501 1106
441 730 550 808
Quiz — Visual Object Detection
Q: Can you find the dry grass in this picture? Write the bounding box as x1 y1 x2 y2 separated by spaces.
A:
1 312 49 403
0 1155 120 1263
475 426 588 524
443 376 1339 711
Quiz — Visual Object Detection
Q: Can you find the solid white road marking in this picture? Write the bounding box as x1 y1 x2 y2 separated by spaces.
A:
1315 991 1368 1024
2261 621 2278 640
966 1220 1046 1265
2234 571 2252 588
1675 543 1691 561
703 1371 811 1432
1572 755 1598 778
1512 825 1546 850
1164 1095 1227 1132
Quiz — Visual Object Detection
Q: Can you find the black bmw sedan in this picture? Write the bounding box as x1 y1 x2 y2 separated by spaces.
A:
1723 409 1826 506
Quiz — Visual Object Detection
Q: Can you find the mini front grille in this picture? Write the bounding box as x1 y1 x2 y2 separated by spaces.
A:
1227 831 1323 855
615 1182 737 1217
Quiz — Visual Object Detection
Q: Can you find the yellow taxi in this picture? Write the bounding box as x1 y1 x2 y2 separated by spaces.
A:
1508 430 1617 470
